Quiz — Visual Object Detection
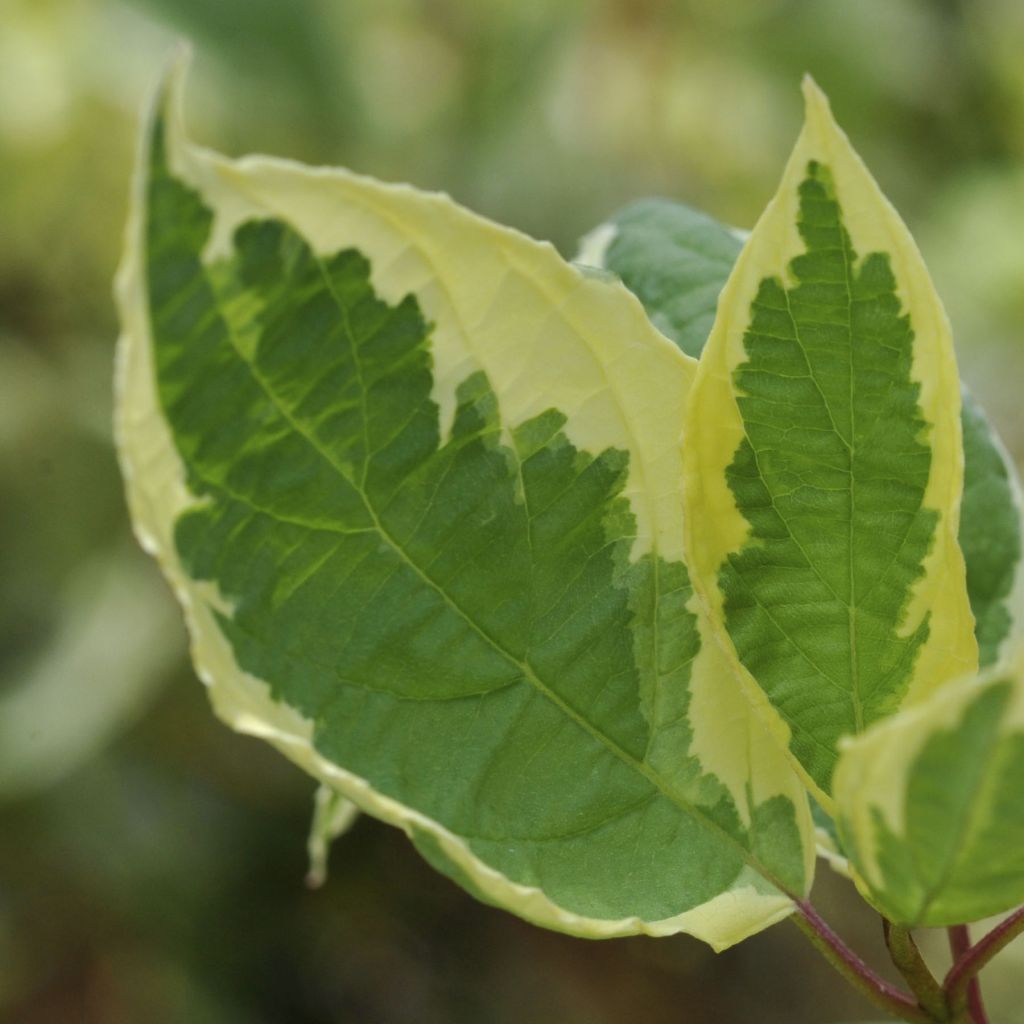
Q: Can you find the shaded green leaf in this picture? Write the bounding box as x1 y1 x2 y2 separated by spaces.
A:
577 199 742 359
961 389 1024 668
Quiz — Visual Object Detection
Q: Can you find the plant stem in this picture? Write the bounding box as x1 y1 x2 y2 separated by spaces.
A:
883 919 948 1020
947 926 986 1024
791 901 933 1022
946 908 1024 1019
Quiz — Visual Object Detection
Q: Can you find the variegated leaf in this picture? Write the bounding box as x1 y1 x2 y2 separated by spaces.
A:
834 656 1024 926
681 78 978 803
115 57 813 950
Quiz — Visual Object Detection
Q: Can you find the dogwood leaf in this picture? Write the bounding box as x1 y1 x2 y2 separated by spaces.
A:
115 56 813 950
681 78 978 802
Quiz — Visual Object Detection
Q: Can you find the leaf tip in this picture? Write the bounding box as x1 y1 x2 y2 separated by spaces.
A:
148 42 192 156
799 74 837 133
156 41 191 102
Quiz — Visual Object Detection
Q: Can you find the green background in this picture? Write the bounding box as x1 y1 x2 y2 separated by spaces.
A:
3 0 1024 1020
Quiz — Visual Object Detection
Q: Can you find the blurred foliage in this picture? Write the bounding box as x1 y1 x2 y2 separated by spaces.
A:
2 0 1024 1020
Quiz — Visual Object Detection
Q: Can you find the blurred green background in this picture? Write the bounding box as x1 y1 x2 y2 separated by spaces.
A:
3 1 1024 1021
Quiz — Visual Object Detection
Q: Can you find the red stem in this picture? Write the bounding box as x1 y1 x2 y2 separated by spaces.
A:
946 907 1024 1014
793 901 931 1022
947 925 986 1023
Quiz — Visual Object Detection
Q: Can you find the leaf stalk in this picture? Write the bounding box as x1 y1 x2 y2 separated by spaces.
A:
884 919 948 1020
791 901 932 1022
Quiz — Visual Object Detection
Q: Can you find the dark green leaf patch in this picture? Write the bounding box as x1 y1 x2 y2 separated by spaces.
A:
723 163 937 792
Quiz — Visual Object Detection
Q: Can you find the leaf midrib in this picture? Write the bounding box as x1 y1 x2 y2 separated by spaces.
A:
777 232 864 735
